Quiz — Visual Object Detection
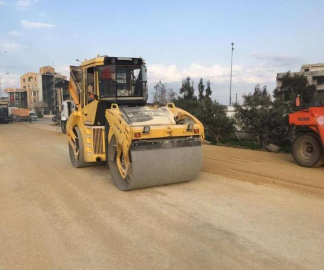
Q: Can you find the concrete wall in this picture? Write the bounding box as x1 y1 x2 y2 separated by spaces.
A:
37 74 43 102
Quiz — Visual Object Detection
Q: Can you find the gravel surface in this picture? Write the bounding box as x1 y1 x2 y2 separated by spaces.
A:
0 122 323 270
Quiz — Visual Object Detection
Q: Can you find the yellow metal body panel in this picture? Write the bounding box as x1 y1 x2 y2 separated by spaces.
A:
80 57 105 69
83 100 100 125
67 109 106 163
106 104 204 141
68 74 80 108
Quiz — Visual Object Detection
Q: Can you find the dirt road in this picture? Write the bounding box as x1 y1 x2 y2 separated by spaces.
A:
0 122 324 270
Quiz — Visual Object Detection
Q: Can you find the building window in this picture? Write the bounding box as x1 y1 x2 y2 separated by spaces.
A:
28 76 33 82
30 91 38 97
304 68 309 72
23 78 25 83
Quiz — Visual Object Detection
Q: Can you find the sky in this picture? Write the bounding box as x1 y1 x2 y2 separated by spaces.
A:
0 0 323 104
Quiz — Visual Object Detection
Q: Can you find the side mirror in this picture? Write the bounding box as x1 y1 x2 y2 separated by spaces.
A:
296 95 300 107
141 66 147 82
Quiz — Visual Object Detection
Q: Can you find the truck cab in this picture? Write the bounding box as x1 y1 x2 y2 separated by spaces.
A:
60 100 75 133
0 101 10 124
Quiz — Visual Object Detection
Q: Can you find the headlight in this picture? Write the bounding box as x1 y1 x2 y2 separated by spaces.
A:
143 126 150 133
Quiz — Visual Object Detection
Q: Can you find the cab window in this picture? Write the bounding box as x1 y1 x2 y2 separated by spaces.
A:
99 65 116 98
86 67 95 104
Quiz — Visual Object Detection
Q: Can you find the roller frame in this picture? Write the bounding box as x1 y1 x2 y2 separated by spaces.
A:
106 104 204 190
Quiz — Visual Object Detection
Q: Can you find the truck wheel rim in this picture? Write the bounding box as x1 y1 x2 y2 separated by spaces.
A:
74 129 80 161
116 144 131 181
298 142 314 160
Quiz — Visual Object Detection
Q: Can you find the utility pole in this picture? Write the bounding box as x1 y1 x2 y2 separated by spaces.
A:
229 42 234 105
0 73 9 98
236 93 238 104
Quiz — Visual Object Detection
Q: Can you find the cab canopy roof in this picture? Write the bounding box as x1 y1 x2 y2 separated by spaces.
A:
80 56 144 68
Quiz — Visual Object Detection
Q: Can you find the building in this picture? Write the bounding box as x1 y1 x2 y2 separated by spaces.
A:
20 72 43 108
20 66 67 115
3 88 28 108
39 66 55 75
277 63 324 91
39 66 67 115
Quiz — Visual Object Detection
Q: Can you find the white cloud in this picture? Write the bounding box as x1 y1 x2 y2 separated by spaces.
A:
55 64 70 78
147 63 277 85
22 20 56 28
0 40 26 51
0 73 21 89
16 0 39 9
0 1 6 5
8 30 23 36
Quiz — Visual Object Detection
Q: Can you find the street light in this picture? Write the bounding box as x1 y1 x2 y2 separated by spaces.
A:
229 42 234 105
0 72 9 98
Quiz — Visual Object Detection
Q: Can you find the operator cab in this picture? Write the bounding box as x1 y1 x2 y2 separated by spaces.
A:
70 56 148 125
72 56 148 108
98 57 147 105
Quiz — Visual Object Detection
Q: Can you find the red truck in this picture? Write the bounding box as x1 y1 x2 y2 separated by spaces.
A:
11 108 30 122
289 97 324 167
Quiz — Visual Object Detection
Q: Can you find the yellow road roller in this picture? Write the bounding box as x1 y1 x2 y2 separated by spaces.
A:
66 55 204 190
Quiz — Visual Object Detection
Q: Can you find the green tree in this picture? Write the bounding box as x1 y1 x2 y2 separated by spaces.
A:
153 81 167 104
179 76 196 100
274 72 317 109
197 99 235 144
153 81 176 104
167 88 177 102
235 85 292 147
173 98 200 116
198 78 205 101
205 80 212 100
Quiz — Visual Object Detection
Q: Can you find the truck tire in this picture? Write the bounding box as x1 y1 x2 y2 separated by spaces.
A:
61 121 66 134
105 118 110 169
69 126 87 168
292 134 323 167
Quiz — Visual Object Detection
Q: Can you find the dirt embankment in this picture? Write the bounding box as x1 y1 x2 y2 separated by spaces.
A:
202 145 324 196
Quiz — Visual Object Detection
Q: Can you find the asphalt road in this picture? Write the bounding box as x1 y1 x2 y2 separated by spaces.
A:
0 122 323 270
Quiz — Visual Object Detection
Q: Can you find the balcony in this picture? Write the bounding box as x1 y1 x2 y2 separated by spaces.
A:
29 87 39 92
